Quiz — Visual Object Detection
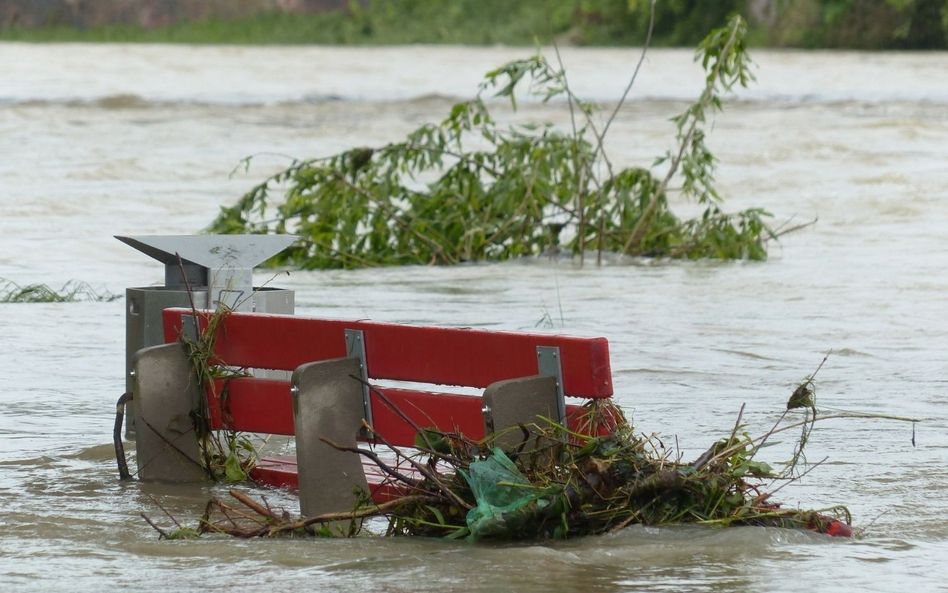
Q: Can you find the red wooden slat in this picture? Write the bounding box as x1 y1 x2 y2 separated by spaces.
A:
206 378 295 435
370 388 485 445
250 458 298 490
163 309 612 398
205 378 612 447
206 378 483 447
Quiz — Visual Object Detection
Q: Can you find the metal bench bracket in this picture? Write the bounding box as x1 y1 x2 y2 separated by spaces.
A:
536 346 567 425
345 328 373 434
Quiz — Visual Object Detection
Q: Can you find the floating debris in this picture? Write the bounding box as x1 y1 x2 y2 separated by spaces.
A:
144 394 897 542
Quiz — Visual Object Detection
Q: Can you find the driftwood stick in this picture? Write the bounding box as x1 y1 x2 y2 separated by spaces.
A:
229 488 278 520
772 217 818 238
218 501 269 526
206 522 262 539
214 500 240 528
766 456 829 499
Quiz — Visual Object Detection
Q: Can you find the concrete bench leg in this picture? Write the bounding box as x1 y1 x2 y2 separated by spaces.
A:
132 342 204 482
292 357 369 533
482 375 559 450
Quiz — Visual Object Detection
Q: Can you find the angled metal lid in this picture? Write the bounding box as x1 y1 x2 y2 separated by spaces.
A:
115 235 298 270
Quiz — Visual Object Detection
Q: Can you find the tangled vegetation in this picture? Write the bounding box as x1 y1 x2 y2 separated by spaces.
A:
168 263 260 483
208 15 785 269
183 308 259 483
0 278 119 303
150 394 863 542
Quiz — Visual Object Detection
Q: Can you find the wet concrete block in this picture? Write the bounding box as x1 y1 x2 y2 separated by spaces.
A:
482 375 559 450
132 342 204 482
292 356 369 531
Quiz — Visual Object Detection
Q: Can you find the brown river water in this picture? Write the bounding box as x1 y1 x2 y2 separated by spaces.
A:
1 44 947 592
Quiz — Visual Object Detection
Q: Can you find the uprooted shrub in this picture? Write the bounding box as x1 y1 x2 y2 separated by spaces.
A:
208 15 783 269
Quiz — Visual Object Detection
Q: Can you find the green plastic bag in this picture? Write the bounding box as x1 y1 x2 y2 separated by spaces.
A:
463 448 541 539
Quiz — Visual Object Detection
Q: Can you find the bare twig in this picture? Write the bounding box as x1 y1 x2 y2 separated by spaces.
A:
218 502 270 526
772 217 818 238
141 513 169 538
267 495 443 536
137 416 205 475
319 435 423 489
765 456 829 499
705 412 921 471
348 375 440 456
596 0 656 158
349 420 473 512
727 403 746 449
175 252 200 327
623 17 742 255
144 493 181 529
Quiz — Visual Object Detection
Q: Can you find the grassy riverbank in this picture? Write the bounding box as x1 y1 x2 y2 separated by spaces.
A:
1 1 631 46
1 0 946 48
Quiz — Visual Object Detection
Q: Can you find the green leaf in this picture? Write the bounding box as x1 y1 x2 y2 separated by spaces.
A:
166 527 201 540
426 505 446 526
414 428 452 454
224 451 248 482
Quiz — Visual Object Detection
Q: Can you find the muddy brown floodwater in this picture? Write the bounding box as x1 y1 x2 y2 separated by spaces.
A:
1 44 946 592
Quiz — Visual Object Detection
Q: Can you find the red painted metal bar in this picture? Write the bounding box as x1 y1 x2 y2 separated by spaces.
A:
205 377 609 447
163 308 612 398
206 378 486 446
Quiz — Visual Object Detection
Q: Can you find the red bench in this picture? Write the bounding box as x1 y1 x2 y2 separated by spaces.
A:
132 307 613 518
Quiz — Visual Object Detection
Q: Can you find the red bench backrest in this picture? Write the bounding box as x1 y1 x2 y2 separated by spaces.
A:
162 308 613 445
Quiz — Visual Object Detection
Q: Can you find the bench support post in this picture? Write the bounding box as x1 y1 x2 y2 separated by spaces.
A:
132 342 205 482
536 346 568 425
482 375 559 450
292 356 369 532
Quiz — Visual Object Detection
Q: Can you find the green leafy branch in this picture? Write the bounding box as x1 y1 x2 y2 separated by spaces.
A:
208 14 785 269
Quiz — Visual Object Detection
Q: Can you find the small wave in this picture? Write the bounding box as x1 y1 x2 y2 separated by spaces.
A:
833 348 873 358
89 93 152 109
295 93 346 104
3 92 948 110
0 94 184 109
63 443 121 462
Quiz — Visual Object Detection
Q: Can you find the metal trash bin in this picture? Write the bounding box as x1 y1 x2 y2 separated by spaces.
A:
117 234 298 436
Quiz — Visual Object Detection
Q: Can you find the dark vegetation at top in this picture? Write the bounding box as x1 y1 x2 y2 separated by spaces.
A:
2 0 948 49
